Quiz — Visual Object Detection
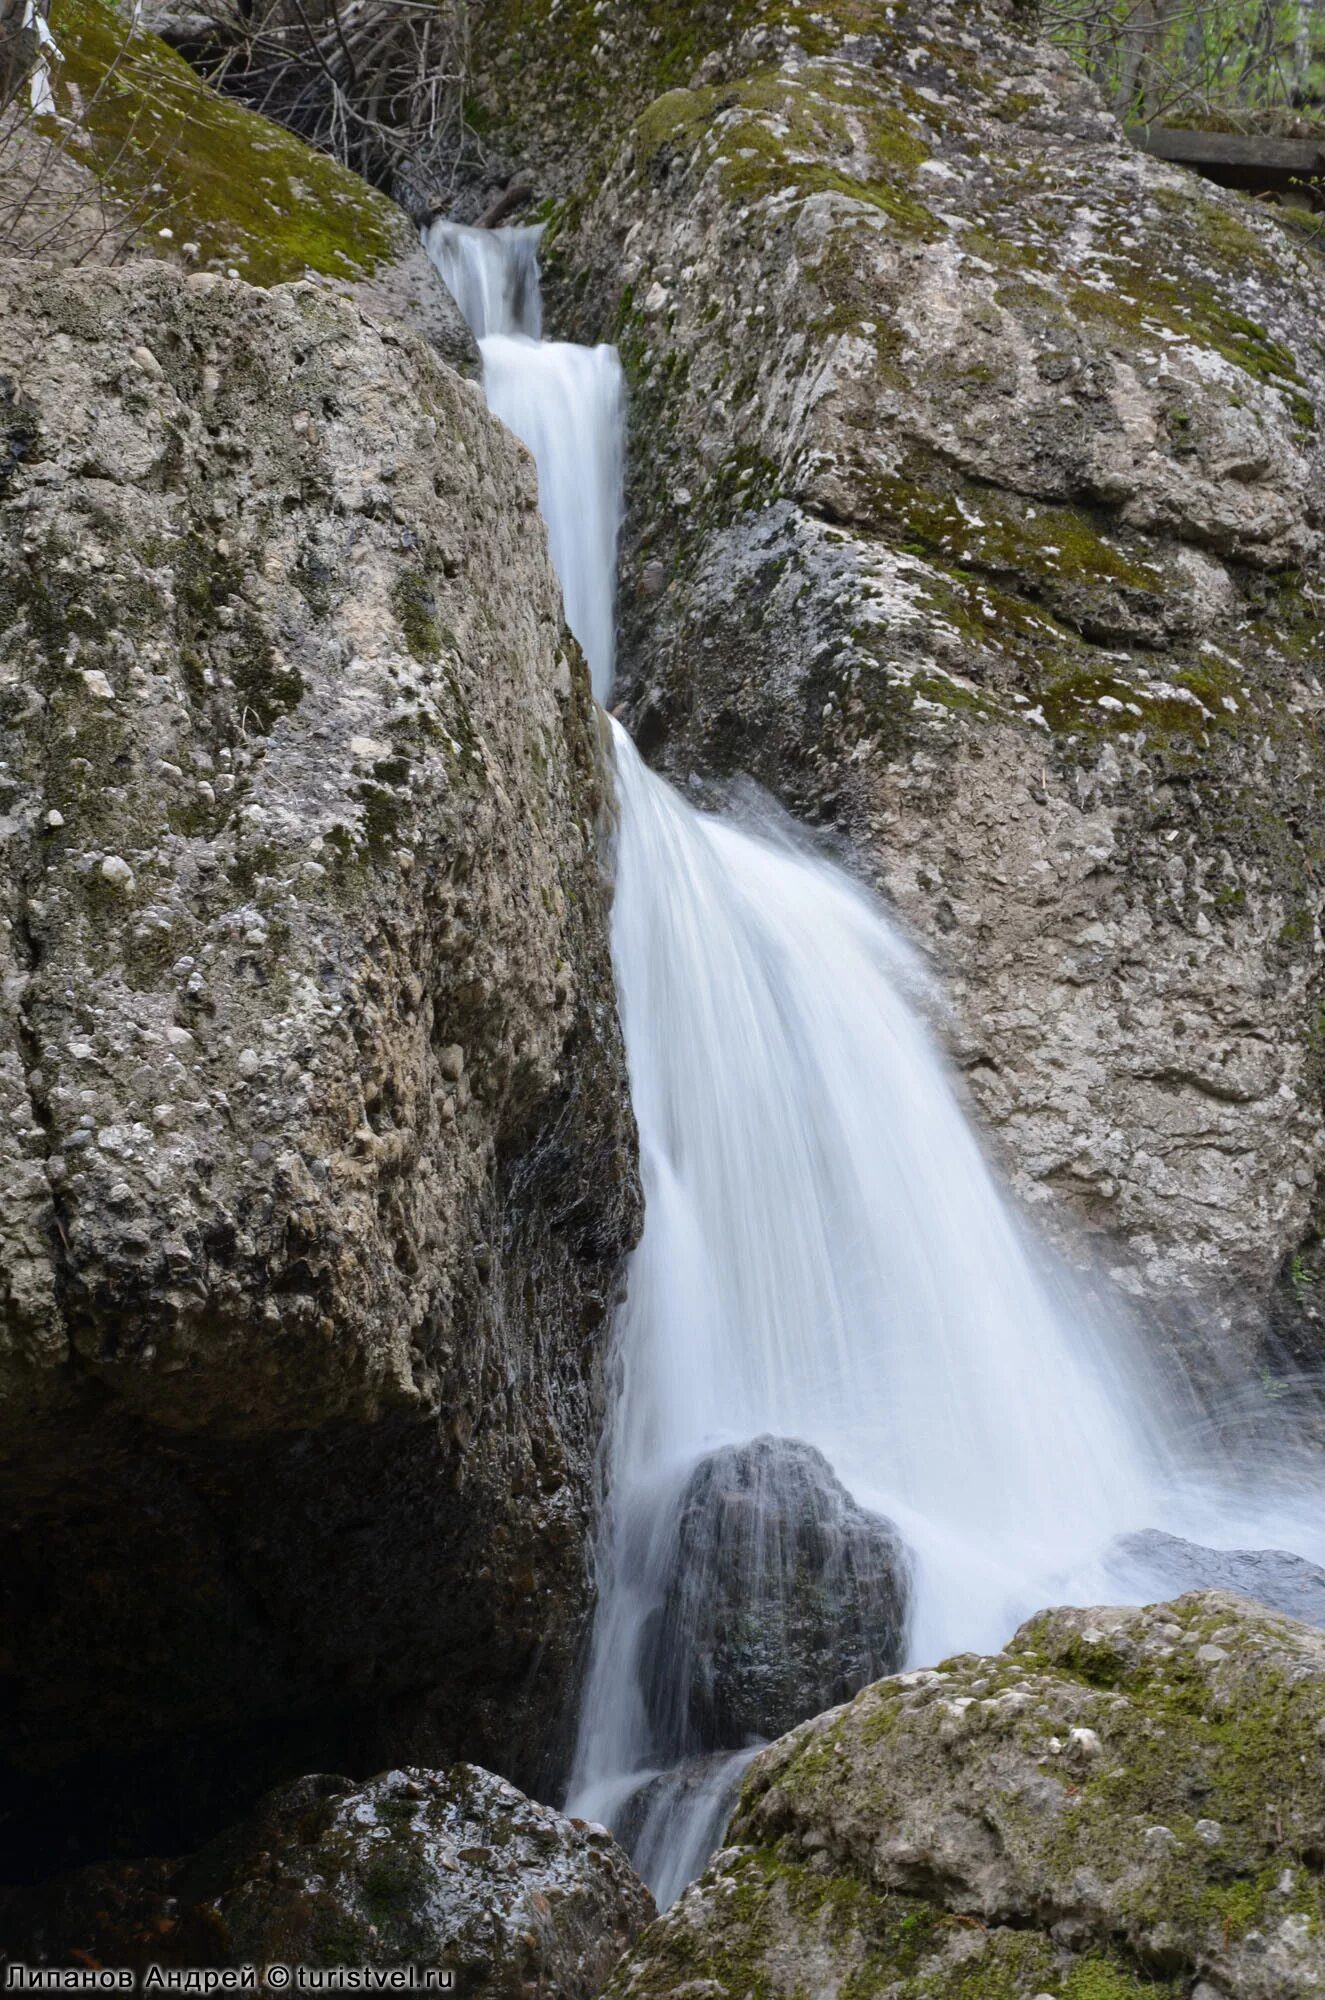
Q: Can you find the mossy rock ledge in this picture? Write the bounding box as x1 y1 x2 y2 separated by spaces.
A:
463 0 1325 1374
607 1590 1325 2000
7 0 472 369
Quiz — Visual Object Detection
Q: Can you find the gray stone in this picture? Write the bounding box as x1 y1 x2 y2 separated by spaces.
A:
0 259 638 1870
1110 1527 1325 1627
607 1593 1325 1999
643 1436 910 1753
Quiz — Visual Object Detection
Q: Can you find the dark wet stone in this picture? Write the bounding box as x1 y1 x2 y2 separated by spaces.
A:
1110 1527 1325 1627
643 1434 911 1754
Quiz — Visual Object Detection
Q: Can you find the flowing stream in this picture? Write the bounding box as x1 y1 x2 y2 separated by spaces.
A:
424 217 1325 1906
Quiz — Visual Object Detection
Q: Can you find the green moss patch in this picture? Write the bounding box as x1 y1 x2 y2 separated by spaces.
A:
43 0 405 286
636 67 940 236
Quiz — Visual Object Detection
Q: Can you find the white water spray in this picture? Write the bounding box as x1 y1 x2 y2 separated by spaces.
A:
425 219 1325 1904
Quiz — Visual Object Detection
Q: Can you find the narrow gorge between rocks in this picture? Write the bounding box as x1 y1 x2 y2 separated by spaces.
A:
7 0 1325 1981
424 219 1325 1909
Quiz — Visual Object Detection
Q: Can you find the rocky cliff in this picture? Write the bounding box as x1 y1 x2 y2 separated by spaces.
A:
463 0 1325 1384
0 255 638 1873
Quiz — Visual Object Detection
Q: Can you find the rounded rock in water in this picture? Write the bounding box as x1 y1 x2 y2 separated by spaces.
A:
643 1434 912 1753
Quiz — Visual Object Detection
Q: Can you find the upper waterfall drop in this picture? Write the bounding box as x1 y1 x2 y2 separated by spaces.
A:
423 218 544 339
424 218 1325 1907
424 219 624 703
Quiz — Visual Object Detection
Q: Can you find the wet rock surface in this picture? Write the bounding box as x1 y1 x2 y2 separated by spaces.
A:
643 1436 911 1752
607 1591 1325 1998
464 0 1325 1372
1110 1527 1325 1626
0 259 638 1870
0 1765 655 1993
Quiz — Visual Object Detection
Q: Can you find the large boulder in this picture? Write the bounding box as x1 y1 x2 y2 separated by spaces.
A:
464 0 1325 1373
0 1764 655 1990
643 1436 911 1753
0 259 638 1872
607 1591 1325 1998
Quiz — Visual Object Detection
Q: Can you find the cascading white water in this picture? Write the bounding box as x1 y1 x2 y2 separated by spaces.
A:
425 219 1325 1905
423 219 544 339
424 216 625 704
481 338 625 703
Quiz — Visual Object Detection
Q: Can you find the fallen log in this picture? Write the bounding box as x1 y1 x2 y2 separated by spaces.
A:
1128 123 1325 204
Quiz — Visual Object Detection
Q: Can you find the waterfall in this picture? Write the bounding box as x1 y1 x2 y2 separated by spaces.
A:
423 219 544 339
481 338 625 704
424 215 624 704
425 220 1325 1905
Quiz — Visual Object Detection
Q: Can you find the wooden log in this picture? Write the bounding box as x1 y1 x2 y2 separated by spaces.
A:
1128 123 1325 199
476 179 535 230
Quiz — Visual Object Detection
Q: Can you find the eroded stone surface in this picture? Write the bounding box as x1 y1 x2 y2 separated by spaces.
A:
607 1591 1325 1998
0 259 638 1866
0 1765 655 1992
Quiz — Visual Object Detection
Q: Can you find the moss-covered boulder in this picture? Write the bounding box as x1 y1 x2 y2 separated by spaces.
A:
0 257 637 1875
0 1764 655 1988
606 1591 1325 1998
2 0 471 367
461 0 1325 1380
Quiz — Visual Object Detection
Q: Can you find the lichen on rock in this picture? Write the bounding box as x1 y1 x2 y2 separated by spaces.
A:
606 1591 1325 1998
0 257 638 1871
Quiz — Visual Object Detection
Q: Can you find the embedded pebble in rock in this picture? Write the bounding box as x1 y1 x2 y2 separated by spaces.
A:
0 258 639 1872
606 1592 1325 1999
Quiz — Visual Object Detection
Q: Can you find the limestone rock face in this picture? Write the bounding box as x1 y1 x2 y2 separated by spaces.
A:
606 1591 1325 1999
0 260 638 1869
0 1764 655 1992
468 0 1325 1368
643 1436 911 1752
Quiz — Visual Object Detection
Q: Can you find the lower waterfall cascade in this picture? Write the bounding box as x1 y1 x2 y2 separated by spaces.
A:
424 217 1325 1905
